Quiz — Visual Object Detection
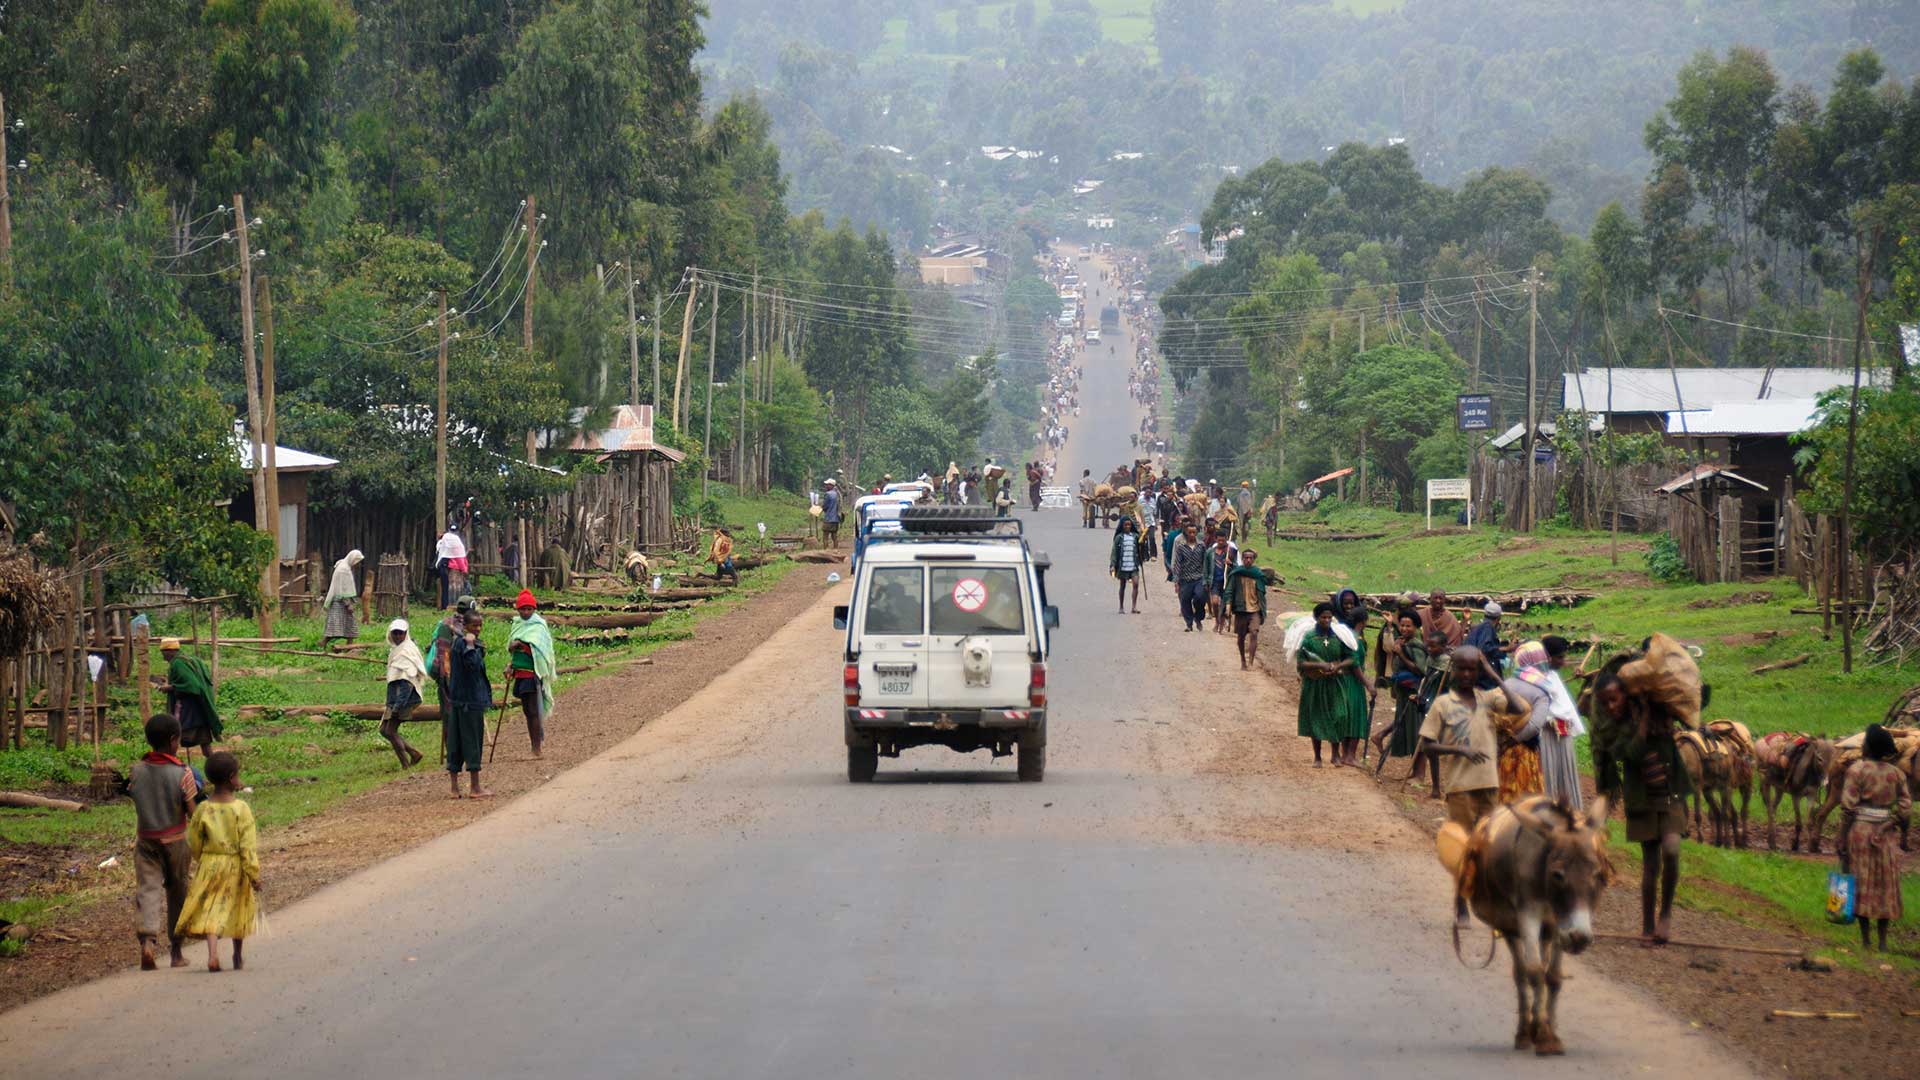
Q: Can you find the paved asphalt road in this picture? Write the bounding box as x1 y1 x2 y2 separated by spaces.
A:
0 267 1748 1079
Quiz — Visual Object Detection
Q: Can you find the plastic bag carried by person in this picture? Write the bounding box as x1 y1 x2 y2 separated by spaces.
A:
1618 632 1703 730
1825 871 1856 924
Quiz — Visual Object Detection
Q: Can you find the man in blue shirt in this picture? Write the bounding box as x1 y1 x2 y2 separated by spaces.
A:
1464 601 1509 689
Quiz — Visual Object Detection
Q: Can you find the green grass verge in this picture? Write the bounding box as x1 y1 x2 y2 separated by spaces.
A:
1270 505 1910 740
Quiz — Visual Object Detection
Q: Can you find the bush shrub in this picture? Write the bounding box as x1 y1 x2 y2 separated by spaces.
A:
1644 532 1693 582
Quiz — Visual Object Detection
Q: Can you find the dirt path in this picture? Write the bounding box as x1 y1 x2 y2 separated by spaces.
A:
1241 592 1920 1080
0 563 836 1013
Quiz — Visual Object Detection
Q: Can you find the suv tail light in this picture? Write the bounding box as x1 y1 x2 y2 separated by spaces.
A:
1029 662 1046 707
844 663 861 706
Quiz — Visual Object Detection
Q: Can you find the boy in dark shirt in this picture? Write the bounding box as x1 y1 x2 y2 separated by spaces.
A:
130 713 199 969
446 611 493 799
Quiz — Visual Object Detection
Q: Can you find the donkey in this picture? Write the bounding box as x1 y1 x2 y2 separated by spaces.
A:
1445 794 1611 1056
1676 722 1755 848
1806 731 1920 853
1754 731 1833 852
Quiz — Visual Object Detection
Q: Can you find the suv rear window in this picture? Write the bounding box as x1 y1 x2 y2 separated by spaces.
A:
863 567 923 634
929 567 1025 635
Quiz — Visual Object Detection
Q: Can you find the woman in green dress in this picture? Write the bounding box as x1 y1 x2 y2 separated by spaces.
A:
1340 608 1372 766
1296 602 1356 768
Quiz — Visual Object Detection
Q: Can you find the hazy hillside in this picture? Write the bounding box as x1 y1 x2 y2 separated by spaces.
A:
701 0 1920 238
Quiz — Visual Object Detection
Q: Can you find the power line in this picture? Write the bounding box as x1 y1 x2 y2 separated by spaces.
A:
1659 306 1898 349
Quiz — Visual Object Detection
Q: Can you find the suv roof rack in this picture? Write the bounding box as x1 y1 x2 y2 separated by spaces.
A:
886 505 1024 537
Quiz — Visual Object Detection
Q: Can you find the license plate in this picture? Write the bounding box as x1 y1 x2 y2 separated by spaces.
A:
879 676 913 695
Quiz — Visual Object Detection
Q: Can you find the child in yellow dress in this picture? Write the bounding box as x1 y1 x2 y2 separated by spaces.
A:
175 751 261 971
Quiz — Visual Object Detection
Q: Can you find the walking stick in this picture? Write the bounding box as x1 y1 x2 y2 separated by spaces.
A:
486 696 511 764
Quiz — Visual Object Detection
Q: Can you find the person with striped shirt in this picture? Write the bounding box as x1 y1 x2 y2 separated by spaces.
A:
1110 516 1142 613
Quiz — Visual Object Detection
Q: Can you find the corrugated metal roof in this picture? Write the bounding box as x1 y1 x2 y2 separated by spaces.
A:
233 423 338 472
1486 416 1603 450
540 404 687 462
1562 367 1870 414
1663 397 1823 436
1655 463 1768 494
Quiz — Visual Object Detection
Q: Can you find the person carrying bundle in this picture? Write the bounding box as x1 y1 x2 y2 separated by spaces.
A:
1591 633 1702 944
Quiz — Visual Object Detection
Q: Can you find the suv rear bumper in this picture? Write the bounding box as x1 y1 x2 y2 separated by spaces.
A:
846 706 1043 730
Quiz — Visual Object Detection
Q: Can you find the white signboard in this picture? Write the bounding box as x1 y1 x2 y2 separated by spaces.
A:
1426 478 1472 532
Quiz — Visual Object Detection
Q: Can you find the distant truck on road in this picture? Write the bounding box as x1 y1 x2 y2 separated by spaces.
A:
1100 304 1119 331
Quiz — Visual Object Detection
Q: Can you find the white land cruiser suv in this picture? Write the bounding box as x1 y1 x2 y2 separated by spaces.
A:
834 506 1058 782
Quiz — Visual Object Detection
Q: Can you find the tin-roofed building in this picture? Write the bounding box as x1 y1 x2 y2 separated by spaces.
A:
1560 367 1869 433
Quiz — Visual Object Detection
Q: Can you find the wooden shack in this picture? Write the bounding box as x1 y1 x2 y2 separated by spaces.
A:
540 405 685 567
230 428 340 563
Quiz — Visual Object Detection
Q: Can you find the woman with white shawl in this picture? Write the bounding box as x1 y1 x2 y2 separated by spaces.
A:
1518 635 1587 808
322 550 365 642
434 526 469 609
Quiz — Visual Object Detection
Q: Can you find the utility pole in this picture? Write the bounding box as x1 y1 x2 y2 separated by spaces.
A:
1605 348 1618 566
766 289 784 490
1471 277 1485 502
520 195 537 588
626 259 640 407
1838 226 1880 673
1522 266 1540 532
702 281 718 499
746 267 758 492
651 290 662 408
435 290 449 536
259 276 281 635
1471 279 1484 391
1661 311 1711 584
522 196 537 352
233 196 271 632
674 272 698 428
0 91 12 292
737 316 748 489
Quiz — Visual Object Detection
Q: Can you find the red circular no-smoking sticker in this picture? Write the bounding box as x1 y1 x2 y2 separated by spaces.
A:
951 578 988 612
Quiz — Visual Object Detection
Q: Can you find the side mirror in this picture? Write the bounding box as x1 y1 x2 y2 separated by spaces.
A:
1042 605 1060 629
833 605 849 631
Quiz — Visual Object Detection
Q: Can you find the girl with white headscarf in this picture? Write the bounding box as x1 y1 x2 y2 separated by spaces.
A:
322 550 365 641
378 618 426 768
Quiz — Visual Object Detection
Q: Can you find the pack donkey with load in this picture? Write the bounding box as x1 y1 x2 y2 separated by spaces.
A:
1754 730 1835 852
1438 795 1613 1056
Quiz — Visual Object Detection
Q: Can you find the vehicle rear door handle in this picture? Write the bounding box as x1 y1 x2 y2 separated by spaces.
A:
901 641 922 647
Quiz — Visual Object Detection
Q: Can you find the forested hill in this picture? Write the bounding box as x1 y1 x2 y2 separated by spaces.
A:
702 0 1920 239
